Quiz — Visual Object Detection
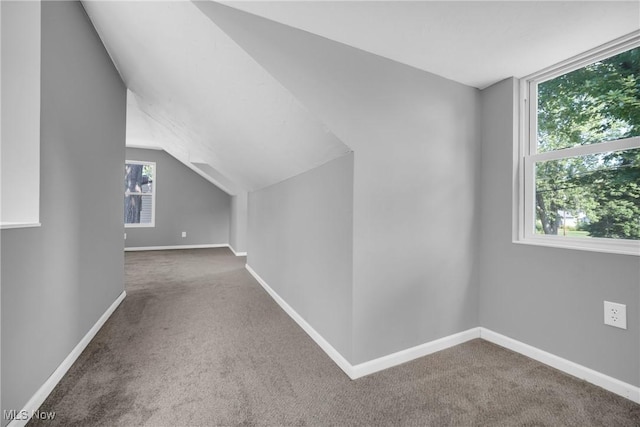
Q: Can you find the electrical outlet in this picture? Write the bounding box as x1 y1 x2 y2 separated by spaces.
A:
604 301 627 329
181 231 187 238
124 233 127 240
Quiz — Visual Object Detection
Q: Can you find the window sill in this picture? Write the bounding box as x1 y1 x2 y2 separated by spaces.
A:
1 222 42 230
124 223 155 229
513 235 640 257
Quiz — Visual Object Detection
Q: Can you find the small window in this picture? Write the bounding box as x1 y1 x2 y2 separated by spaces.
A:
125 161 156 227
518 34 640 255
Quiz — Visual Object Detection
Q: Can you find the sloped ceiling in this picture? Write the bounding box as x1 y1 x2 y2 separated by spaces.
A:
222 1 640 89
82 0 351 194
82 1 640 194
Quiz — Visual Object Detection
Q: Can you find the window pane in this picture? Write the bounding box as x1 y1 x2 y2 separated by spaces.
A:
535 148 640 240
142 164 154 193
125 163 154 194
124 161 155 226
537 47 640 153
124 195 153 224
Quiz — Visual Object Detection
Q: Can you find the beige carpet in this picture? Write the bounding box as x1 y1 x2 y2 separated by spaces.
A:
29 248 640 426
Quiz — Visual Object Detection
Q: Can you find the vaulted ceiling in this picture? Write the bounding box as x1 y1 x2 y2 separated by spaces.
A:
82 1 640 195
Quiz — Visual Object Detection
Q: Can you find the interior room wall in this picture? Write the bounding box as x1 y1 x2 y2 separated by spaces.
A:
124 148 231 249
204 5 482 364
1 1 126 423
346 59 481 365
0 0 40 225
229 191 248 254
247 153 354 361
478 78 640 387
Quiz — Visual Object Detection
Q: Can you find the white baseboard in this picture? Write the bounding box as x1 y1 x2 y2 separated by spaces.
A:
125 244 246 256
228 245 247 257
350 328 481 379
480 327 640 404
244 264 479 380
125 244 228 252
7 290 126 427
244 264 640 404
245 264 355 377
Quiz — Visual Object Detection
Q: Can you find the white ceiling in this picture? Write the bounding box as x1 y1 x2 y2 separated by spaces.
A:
81 1 640 194
223 1 640 89
83 0 351 194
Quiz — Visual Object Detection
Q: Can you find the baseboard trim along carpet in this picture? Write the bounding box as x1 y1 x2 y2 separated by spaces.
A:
350 328 481 379
8 290 127 427
245 264 479 380
228 245 247 257
244 264 355 377
245 264 640 403
479 328 640 404
124 244 229 252
124 244 247 257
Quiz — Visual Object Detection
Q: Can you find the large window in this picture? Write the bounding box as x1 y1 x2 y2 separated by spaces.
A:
518 34 640 255
125 160 156 227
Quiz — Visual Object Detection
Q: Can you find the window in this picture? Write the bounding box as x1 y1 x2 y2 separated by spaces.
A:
125 161 156 227
518 34 640 255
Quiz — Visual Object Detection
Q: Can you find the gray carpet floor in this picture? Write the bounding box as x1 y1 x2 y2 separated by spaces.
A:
29 248 640 426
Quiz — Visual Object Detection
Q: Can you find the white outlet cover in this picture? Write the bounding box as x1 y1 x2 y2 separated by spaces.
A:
181 231 187 238
604 301 627 330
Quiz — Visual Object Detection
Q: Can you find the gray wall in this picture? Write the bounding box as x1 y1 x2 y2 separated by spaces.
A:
207 6 482 364
0 0 40 224
124 148 231 248
478 78 640 387
229 191 248 253
247 153 354 361
346 57 481 364
1 1 126 422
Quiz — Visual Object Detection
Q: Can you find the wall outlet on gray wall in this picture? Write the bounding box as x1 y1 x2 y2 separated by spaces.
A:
604 301 626 329
181 231 187 238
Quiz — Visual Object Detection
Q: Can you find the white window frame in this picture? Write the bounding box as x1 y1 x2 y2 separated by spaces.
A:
125 160 156 228
516 32 640 256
